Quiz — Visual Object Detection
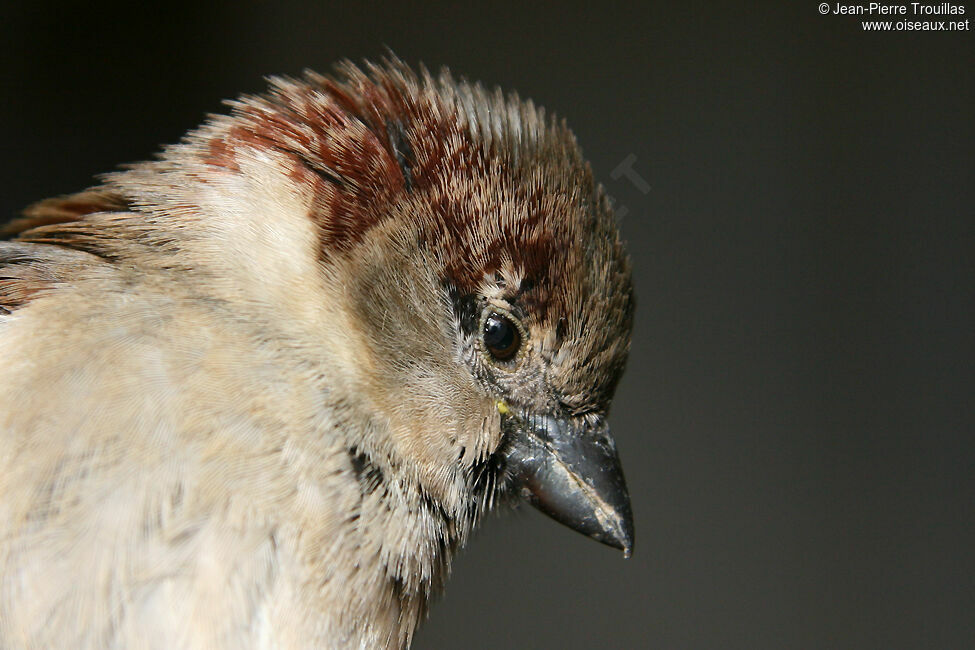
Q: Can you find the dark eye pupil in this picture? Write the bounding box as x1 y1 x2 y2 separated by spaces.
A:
483 313 521 360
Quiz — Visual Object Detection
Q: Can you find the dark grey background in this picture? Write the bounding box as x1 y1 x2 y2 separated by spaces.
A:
3 2 972 648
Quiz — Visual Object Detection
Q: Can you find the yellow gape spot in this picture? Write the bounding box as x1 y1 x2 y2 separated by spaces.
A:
496 400 511 415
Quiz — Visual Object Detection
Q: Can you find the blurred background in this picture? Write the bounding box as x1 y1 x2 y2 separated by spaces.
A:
2 2 972 648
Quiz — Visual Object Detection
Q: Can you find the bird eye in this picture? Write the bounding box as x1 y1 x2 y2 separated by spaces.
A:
482 312 521 361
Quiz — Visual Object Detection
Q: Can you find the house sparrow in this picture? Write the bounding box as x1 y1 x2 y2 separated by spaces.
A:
0 58 634 649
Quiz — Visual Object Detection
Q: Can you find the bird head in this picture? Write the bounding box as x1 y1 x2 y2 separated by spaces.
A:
103 58 635 556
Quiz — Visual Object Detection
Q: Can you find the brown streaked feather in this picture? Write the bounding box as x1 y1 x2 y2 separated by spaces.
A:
2 188 129 239
0 189 127 313
0 242 102 314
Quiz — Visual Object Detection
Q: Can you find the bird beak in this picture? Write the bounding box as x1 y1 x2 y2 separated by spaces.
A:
501 410 634 557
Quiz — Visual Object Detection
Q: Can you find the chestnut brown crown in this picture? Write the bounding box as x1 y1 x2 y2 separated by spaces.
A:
203 59 635 416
